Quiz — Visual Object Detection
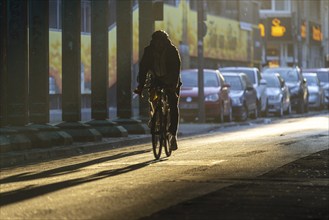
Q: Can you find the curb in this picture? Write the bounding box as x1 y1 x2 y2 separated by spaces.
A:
0 118 273 168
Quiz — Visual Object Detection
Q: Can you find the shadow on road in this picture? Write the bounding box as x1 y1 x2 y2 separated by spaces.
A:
0 156 162 206
0 149 151 185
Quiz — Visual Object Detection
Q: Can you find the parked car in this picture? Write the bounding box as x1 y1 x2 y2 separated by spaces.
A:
303 68 329 108
222 72 258 121
262 67 309 113
262 73 291 116
179 69 232 122
220 67 268 116
302 73 325 110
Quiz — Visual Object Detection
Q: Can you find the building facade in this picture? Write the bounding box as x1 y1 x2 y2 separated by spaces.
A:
258 0 329 68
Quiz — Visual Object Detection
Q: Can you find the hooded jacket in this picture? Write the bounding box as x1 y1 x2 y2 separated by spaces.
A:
138 39 181 89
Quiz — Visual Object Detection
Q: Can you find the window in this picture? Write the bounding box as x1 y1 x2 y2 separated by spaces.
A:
226 0 238 10
189 0 197 11
275 0 285 10
260 0 290 11
205 0 221 16
81 0 91 33
49 0 61 29
164 0 180 7
49 0 92 32
108 0 116 27
309 0 320 20
260 0 271 10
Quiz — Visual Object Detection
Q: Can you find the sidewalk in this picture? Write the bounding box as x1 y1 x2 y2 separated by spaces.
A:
2 110 326 168
0 119 268 168
141 149 329 220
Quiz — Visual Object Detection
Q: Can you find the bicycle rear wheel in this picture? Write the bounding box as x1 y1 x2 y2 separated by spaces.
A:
163 109 172 157
151 108 163 159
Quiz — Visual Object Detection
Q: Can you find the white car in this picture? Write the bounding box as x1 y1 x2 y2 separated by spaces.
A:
262 73 291 116
302 73 325 109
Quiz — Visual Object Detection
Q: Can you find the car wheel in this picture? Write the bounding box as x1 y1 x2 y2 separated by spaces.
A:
305 98 309 113
257 100 262 116
261 99 269 117
276 101 283 117
217 104 224 123
284 103 291 115
238 104 248 121
319 95 324 110
251 105 258 119
296 98 304 114
224 104 233 122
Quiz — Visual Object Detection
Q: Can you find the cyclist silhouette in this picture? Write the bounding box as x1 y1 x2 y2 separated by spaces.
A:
134 30 181 150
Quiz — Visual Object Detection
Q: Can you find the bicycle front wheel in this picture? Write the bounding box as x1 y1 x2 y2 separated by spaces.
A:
151 108 163 159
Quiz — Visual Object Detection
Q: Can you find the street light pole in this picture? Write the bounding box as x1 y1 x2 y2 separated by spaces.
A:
297 0 302 68
197 0 205 123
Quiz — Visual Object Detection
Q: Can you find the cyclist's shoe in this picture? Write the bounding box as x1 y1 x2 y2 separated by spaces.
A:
170 135 178 151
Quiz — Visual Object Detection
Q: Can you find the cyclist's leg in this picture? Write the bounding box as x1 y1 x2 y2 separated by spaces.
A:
167 90 179 150
167 90 179 136
148 88 157 128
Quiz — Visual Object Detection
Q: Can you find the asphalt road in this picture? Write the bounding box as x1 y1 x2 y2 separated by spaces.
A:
0 113 328 220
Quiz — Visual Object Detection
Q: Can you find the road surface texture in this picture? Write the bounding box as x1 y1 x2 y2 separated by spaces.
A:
0 113 328 219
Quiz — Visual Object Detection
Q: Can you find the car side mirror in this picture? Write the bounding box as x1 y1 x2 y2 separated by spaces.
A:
221 83 231 91
260 79 267 85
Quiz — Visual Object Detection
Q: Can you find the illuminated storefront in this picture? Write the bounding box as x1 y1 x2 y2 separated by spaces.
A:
259 17 294 67
259 0 328 68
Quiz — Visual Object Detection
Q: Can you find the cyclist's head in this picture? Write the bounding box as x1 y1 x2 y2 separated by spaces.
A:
151 30 169 51
152 30 169 41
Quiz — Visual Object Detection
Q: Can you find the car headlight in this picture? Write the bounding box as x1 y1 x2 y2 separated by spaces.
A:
205 94 219 102
231 96 242 105
274 93 282 101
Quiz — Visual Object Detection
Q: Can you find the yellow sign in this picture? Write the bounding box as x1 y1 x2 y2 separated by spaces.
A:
271 18 286 37
258 23 265 37
154 2 248 61
301 22 306 39
312 25 322 41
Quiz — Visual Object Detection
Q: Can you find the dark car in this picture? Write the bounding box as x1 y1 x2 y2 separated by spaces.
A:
220 67 268 116
262 67 309 113
303 68 329 108
180 69 232 122
222 72 258 121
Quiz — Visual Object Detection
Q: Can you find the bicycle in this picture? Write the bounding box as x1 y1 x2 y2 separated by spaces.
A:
149 85 172 159
134 82 172 160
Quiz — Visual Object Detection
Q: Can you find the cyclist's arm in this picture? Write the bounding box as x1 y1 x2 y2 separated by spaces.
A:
137 47 153 89
166 45 181 89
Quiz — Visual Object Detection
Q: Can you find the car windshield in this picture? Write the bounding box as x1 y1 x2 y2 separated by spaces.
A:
263 68 298 83
181 71 219 87
262 75 280 88
303 70 329 83
303 75 318 86
223 75 242 90
314 72 329 83
221 69 255 84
